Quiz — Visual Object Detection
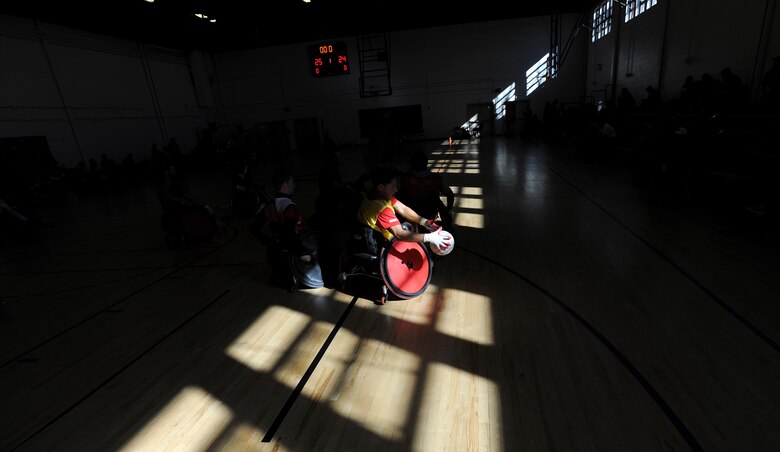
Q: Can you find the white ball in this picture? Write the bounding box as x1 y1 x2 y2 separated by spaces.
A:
429 229 454 256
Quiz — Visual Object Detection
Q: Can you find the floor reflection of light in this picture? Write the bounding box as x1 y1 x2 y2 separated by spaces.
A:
219 423 292 451
453 186 483 196
431 150 469 156
434 289 494 345
454 212 484 229
450 186 485 228
332 338 421 440
308 287 356 304
120 386 232 451
226 305 310 373
442 168 480 174
413 362 501 451
494 141 517 182
455 197 483 210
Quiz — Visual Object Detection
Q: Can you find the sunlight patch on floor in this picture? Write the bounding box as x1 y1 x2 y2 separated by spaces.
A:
226 305 310 373
434 288 494 346
456 197 484 210
214 422 292 451
120 386 232 451
413 362 501 451
454 186 483 196
331 338 422 441
454 212 484 229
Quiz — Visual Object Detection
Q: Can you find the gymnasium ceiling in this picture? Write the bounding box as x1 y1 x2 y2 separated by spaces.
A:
0 0 593 52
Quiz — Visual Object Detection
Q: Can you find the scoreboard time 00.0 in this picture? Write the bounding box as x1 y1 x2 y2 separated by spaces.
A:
311 41 349 77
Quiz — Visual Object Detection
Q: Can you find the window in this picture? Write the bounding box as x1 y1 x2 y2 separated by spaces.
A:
493 83 516 119
526 53 556 96
460 114 481 137
592 0 613 42
625 0 658 22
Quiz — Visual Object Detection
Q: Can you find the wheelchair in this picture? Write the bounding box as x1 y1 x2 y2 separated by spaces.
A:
286 230 324 291
161 203 219 246
230 185 270 218
250 205 324 293
336 225 433 305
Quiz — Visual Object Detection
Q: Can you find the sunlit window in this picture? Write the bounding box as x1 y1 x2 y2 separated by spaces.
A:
460 113 481 138
526 53 557 95
625 0 658 22
492 83 516 120
592 0 613 42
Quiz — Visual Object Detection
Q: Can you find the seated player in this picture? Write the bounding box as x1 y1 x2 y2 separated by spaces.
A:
252 168 321 291
355 164 451 260
156 163 218 245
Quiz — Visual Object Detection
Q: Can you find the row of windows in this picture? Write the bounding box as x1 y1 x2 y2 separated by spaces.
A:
486 51 554 119
486 0 656 117
592 0 658 42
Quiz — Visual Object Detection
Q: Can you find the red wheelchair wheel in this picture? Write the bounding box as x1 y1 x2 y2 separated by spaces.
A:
179 206 217 242
379 240 432 299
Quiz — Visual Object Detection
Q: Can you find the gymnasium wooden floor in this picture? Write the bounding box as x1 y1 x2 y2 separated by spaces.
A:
2 136 779 451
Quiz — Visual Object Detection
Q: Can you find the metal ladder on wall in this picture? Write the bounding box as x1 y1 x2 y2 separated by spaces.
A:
357 33 392 98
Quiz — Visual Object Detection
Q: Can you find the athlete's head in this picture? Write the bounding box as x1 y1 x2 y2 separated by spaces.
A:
272 168 295 195
370 164 400 200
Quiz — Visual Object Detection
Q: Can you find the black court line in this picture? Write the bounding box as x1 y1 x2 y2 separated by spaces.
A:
549 167 780 355
10 289 231 451
458 246 704 452
262 295 360 442
0 225 240 369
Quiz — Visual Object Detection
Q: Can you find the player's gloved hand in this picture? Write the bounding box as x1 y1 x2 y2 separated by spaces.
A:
419 217 438 232
298 254 312 264
423 228 452 250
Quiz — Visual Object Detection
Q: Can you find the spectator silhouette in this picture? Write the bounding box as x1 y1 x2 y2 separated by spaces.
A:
761 55 780 110
617 87 636 115
679 75 698 113
164 138 182 165
542 99 561 139
642 86 662 113
121 152 136 183
719 67 745 112
522 104 541 139
697 73 721 114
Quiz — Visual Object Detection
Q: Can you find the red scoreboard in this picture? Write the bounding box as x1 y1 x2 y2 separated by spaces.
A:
310 41 350 77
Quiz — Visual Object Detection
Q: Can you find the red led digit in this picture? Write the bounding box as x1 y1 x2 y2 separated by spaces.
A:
311 41 349 77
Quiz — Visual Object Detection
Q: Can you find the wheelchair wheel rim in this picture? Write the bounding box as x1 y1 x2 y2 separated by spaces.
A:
380 240 432 299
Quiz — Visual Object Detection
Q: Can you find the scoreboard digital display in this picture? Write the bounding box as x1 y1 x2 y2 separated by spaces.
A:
310 41 350 77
